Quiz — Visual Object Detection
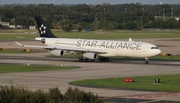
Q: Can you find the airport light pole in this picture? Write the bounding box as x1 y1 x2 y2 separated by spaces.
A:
125 9 127 12
171 8 173 18
141 8 144 30
163 8 165 21
104 8 106 23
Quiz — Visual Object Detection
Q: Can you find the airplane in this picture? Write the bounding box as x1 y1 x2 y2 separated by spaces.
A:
15 15 161 64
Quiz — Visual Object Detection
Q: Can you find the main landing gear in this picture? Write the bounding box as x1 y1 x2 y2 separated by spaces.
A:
78 57 110 62
99 57 109 62
145 57 149 64
79 58 95 62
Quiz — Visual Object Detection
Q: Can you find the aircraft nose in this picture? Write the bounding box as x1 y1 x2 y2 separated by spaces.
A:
157 49 161 55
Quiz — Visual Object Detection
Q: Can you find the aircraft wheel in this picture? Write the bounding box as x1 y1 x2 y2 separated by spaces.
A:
99 57 109 62
105 58 109 62
145 61 149 64
85 58 90 62
90 60 95 62
79 58 83 62
145 57 149 64
79 58 95 62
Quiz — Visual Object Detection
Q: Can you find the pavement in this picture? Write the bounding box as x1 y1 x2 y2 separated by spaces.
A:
0 38 180 102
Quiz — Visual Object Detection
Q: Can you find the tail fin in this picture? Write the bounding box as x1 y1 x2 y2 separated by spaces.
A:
35 15 57 38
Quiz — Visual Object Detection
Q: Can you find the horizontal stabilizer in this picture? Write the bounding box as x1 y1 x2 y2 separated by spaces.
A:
15 41 55 49
15 41 24 46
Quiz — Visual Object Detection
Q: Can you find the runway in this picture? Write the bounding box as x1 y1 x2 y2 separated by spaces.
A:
0 53 180 102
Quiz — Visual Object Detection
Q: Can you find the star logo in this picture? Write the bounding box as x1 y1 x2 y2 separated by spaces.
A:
39 24 47 35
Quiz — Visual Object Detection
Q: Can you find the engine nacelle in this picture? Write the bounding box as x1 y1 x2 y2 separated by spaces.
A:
49 50 64 56
83 53 98 59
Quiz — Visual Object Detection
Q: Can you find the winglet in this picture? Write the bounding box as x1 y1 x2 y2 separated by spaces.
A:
15 41 24 46
129 38 132 41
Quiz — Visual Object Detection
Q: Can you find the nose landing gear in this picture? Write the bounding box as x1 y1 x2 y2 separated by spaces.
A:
145 57 149 64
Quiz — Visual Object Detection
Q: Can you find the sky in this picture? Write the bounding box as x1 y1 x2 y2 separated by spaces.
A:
0 0 180 5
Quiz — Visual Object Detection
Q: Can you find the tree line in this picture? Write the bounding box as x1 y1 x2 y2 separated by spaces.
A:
0 4 180 31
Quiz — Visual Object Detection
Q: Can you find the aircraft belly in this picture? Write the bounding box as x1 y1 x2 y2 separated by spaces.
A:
113 49 142 57
97 49 140 57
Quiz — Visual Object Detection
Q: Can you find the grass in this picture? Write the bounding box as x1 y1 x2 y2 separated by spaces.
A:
70 74 180 92
0 29 37 33
0 30 180 40
0 64 80 73
0 33 38 40
54 30 180 39
43 30 180 39
0 49 33 53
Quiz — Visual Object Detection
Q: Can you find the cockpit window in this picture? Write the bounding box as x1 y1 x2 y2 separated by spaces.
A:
151 47 158 49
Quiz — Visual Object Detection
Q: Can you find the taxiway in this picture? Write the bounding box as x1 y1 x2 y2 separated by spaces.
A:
0 38 180 102
0 53 180 102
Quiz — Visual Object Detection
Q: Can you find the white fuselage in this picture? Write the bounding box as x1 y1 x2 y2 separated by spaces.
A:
36 37 161 58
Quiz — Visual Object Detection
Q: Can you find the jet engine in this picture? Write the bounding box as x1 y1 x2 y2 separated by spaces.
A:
49 50 64 56
83 53 98 59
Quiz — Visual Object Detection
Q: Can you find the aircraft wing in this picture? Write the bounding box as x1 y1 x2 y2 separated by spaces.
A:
15 41 107 54
55 46 107 54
